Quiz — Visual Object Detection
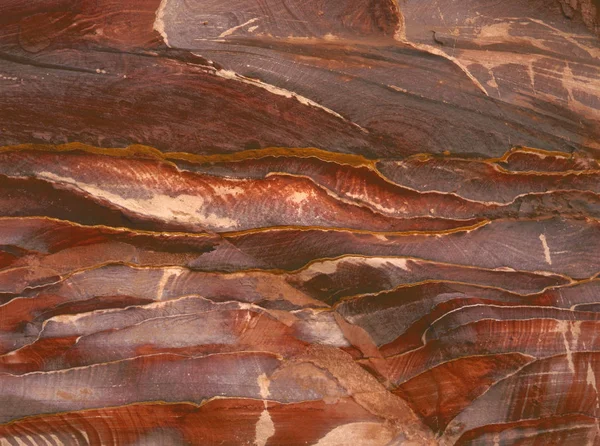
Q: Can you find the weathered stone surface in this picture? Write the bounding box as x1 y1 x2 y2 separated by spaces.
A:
0 0 598 444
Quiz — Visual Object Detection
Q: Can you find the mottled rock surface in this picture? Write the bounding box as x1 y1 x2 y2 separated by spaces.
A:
0 0 599 444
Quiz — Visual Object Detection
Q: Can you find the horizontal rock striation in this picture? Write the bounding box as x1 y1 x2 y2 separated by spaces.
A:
0 0 598 444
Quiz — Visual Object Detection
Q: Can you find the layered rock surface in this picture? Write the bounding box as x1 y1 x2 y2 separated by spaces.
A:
0 0 599 444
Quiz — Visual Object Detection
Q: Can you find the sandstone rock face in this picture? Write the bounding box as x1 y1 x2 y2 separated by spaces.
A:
0 0 598 445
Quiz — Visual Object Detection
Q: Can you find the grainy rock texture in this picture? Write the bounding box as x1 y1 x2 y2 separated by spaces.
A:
0 0 599 444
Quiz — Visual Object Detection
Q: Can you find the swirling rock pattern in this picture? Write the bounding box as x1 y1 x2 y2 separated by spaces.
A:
0 0 599 444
